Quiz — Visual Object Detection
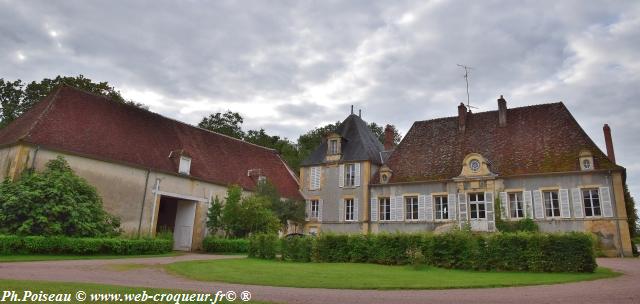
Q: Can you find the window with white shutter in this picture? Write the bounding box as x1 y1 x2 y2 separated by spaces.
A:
523 191 533 218
318 199 323 221
371 197 378 222
354 198 359 221
458 193 467 222
448 194 457 220
344 198 355 221
559 189 571 218
338 199 344 222
583 188 602 217
424 195 433 221
354 163 361 187
533 190 545 219
395 196 404 221
572 188 584 218
379 197 391 221
543 191 560 218
405 196 419 220
418 195 427 221
389 196 396 221
434 195 447 220
599 187 613 217
310 200 319 219
499 192 509 219
309 167 321 190
338 164 345 188
509 192 524 219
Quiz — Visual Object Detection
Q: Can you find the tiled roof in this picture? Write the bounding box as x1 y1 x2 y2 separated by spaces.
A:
383 102 622 183
0 85 302 199
301 114 384 166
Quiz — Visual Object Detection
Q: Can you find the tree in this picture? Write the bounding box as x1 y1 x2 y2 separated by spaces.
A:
624 183 638 238
0 156 120 237
255 181 305 232
198 111 245 139
368 122 402 147
236 195 281 236
0 75 146 128
221 185 243 237
206 196 224 235
245 128 301 172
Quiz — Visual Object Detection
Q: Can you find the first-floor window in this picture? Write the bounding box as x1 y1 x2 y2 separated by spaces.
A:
310 200 319 219
345 164 356 187
509 192 524 218
345 198 354 221
435 196 448 220
583 189 601 217
379 197 391 221
469 193 486 219
544 191 560 217
405 196 418 220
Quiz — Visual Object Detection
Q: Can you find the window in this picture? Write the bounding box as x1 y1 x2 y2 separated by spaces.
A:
379 197 391 221
345 199 355 221
329 139 339 154
178 156 191 175
405 196 418 220
435 196 448 220
309 166 321 190
583 189 601 217
543 191 560 217
345 163 356 187
509 192 524 218
310 200 319 219
469 193 486 219
258 175 267 184
582 159 591 170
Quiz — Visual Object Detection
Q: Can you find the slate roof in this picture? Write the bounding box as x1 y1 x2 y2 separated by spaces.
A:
0 85 302 199
301 114 385 166
382 102 622 184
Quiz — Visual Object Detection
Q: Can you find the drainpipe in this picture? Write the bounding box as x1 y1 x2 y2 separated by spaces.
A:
137 169 151 237
607 173 625 257
30 145 40 170
149 179 161 235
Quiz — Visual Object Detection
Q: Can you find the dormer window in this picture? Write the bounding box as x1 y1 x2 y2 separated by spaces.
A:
578 150 594 171
329 139 339 155
258 175 267 184
179 156 191 175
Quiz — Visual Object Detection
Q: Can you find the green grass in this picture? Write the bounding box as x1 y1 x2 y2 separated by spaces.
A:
0 279 271 304
0 252 181 263
167 258 620 290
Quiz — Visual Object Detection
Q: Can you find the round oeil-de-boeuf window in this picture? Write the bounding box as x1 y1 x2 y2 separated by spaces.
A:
469 159 481 172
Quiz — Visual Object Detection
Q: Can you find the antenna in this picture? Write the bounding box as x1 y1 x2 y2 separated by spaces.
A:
457 64 477 110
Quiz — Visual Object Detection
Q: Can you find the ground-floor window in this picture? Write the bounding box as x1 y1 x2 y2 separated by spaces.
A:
434 195 448 220
405 196 418 220
345 198 354 221
583 189 601 217
543 191 560 217
469 193 486 219
509 192 524 218
379 197 391 221
310 199 319 219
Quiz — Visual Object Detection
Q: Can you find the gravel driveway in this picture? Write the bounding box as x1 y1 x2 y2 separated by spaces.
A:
0 254 638 304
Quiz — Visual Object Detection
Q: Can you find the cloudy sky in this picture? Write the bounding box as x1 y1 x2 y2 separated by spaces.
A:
2 0 639 198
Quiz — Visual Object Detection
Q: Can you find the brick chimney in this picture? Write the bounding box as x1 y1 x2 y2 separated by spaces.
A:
458 103 467 132
603 124 616 164
384 124 395 150
498 95 507 127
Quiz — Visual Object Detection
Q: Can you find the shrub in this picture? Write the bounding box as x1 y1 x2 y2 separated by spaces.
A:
248 234 278 259
313 234 350 262
202 237 249 253
280 236 313 262
0 235 172 255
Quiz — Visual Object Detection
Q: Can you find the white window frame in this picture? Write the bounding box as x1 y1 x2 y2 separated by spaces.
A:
509 192 524 219
583 188 602 217
469 192 486 219
329 139 339 155
178 156 191 175
345 163 356 187
434 195 449 220
405 196 419 221
379 197 391 221
310 199 319 219
543 191 561 218
344 198 355 221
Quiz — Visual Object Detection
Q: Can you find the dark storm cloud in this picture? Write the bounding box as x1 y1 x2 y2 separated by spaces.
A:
1 0 639 198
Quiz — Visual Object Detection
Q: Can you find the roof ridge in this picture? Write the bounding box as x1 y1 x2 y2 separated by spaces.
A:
17 85 63 142
413 101 564 124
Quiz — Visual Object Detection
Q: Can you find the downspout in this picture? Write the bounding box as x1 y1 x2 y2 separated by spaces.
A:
137 169 151 237
607 173 625 257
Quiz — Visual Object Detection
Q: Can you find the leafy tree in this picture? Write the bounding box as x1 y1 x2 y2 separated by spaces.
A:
236 195 281 236
206 196 224 235
0 75 146 128
198 111 245 139
245 128 301 171
624 183 638 238
0 156 120 237
221 185 243 237
369 123 402 147
255 181 305 232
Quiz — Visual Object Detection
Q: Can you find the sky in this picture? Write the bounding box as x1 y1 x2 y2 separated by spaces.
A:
1 0 639 200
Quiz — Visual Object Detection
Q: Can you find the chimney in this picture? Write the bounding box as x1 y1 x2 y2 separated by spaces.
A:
498 95 507 127
458 103 467 132
350 105 354 115
384 124 395 150
603 124 616 164
359 109 362 117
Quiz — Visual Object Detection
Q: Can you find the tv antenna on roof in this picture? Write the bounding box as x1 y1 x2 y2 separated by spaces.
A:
457 64 477 110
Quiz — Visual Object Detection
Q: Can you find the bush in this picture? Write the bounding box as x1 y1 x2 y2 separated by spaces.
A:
280 236 313 262
202 237 249 253
248 234 278 259
0 235 172 255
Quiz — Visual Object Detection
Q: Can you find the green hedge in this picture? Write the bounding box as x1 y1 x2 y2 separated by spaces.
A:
202 237 249 253
0 235 172 255
250 231 597 273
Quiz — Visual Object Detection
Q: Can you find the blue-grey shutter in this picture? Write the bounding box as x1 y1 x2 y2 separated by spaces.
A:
448 194 457 220
572 188 584 218
318 199 323 222
533 190 544 219
425 195 434 221
418 195 426 221
499 192 509 219
338 164 344 188
354 197 359 221
600 187 613 217
390 196 396 221
371 197 378 222
338 199 344 222
458 193 467 226
354 163 361 187
523 191 533 218
396 196 404 221
559 189 571 218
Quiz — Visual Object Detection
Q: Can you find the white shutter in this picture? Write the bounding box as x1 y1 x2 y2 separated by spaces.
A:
499 192 509 219
315 167 321 190
600 187 613 217
425 195 434 221
559 189 571 219
305 200 310 221
523 191 533 218
308 168 314 190
318 199 323 221
448 194 457 220
485 191 495 221
389 196 396 221
533 190 544 219
371 197 378 222
418 195 426 221
338 164 345 188
309 167 321 190
354 197 359 221
458 193 467 222
396 196 404 221
572 188 584 218
338 199 344 222
354 163 361 187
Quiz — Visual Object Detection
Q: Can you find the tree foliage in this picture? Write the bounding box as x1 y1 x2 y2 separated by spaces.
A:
0 75 146 128
0 157 121 237
624 183 638 238
255 181 305 232
198 111 246 139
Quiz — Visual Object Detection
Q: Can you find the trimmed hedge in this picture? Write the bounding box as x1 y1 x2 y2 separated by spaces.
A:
250 231 597 273
0 235 172 255
202 237 249 253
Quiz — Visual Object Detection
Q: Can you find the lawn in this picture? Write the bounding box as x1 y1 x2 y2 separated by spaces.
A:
0 279 270 304
166 258 620 290
0 252 181 263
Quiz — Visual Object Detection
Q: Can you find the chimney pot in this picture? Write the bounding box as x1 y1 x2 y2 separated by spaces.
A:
351 105 354 115
359 109 361 117
498 95 507 127
458 103 467 132
384 125 395 150
603 124 616 164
